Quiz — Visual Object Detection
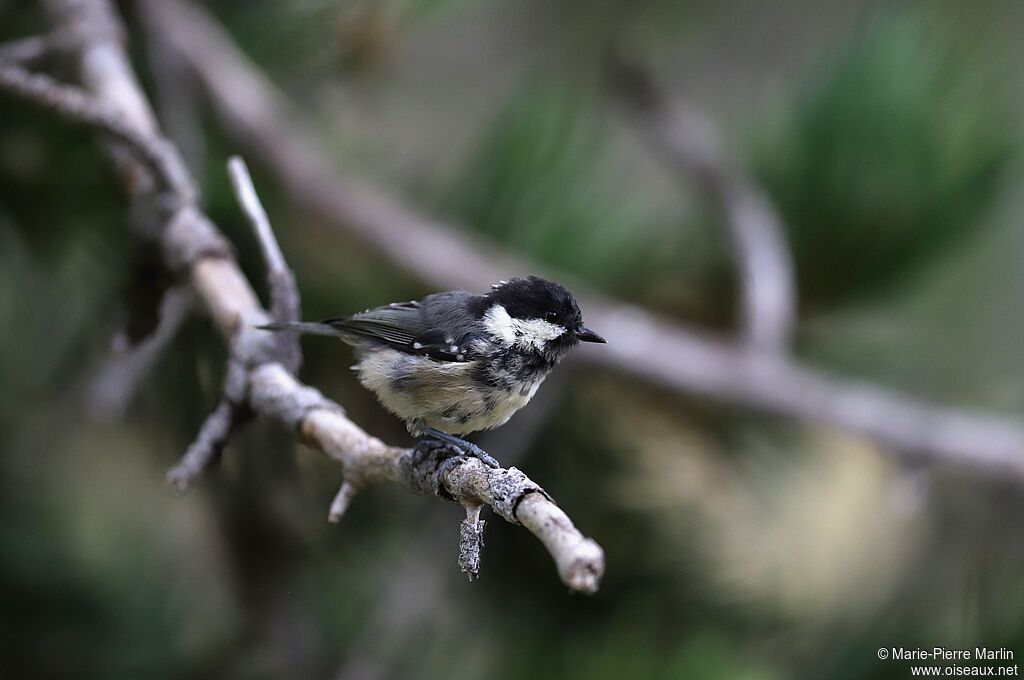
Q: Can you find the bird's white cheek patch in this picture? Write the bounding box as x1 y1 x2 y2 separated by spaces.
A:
511 317 565 350
482 304 566 350
482 304 517 345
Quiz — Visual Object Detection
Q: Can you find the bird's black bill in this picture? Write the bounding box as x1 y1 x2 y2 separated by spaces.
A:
576 327 606 343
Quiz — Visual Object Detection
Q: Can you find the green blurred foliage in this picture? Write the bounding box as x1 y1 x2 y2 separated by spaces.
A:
0 229 108 425
440 83 660 291
751 7 1017 310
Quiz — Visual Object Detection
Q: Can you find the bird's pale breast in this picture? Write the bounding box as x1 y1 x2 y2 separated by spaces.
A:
353 348 544 435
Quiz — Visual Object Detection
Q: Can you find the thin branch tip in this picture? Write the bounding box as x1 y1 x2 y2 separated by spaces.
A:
567 560 603 595
227 154 286 275
166 467 194 495
226 153 301 362
328 480 358 522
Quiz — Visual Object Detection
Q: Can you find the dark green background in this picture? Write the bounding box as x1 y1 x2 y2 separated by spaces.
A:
1 1 1023 678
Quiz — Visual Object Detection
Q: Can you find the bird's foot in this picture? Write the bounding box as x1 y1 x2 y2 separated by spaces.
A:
405 438 466 497
406 437 468 500
406 430 499 498
421 428 500 469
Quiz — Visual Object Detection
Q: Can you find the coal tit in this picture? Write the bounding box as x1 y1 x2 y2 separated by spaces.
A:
260 276 605 465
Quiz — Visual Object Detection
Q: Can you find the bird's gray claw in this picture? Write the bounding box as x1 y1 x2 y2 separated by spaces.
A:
469 447 500 469
436 454 469 484
422 428 501 469
454 438 500 468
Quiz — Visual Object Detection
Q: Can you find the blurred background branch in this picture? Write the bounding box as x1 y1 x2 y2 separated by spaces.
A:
0 34 57 65
139 0 1024 481
87 284 192 419
605 48 797 353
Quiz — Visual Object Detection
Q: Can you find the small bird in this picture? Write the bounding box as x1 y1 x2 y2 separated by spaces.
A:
260 276 605 466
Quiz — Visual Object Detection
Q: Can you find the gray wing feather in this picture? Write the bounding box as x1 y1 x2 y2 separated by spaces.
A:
324 292 482 361
326 302 424 346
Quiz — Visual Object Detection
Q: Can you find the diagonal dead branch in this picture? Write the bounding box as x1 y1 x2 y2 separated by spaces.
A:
167 397 240 493
13 0 605 592
143 0 1024 481
0 61 194 202
167 356 250 493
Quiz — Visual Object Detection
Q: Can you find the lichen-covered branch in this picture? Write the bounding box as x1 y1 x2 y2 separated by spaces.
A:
459 507 485 580
251 364 605 592
2 0 605 592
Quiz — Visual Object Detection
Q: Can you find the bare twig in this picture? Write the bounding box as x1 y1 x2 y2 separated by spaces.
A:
88 284 192 419
228 155 301 371
167 355 250 492
167 397 239 492
15 0 604 592
327 480 358 523
606 50 796 352
145 0 1024 480
0 62 193 201
0 35 55 64
228 156 287 275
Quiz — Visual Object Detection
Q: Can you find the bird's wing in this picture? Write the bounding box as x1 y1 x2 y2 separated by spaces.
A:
323 292 481 362
324 301 424 346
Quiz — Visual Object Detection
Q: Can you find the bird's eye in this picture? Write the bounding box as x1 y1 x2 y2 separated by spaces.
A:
545 311 559 323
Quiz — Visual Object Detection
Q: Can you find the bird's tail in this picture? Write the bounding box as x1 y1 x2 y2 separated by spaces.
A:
257 321 345 337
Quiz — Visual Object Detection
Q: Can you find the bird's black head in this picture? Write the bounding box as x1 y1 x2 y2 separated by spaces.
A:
491 276 581 327
478 276 605 358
